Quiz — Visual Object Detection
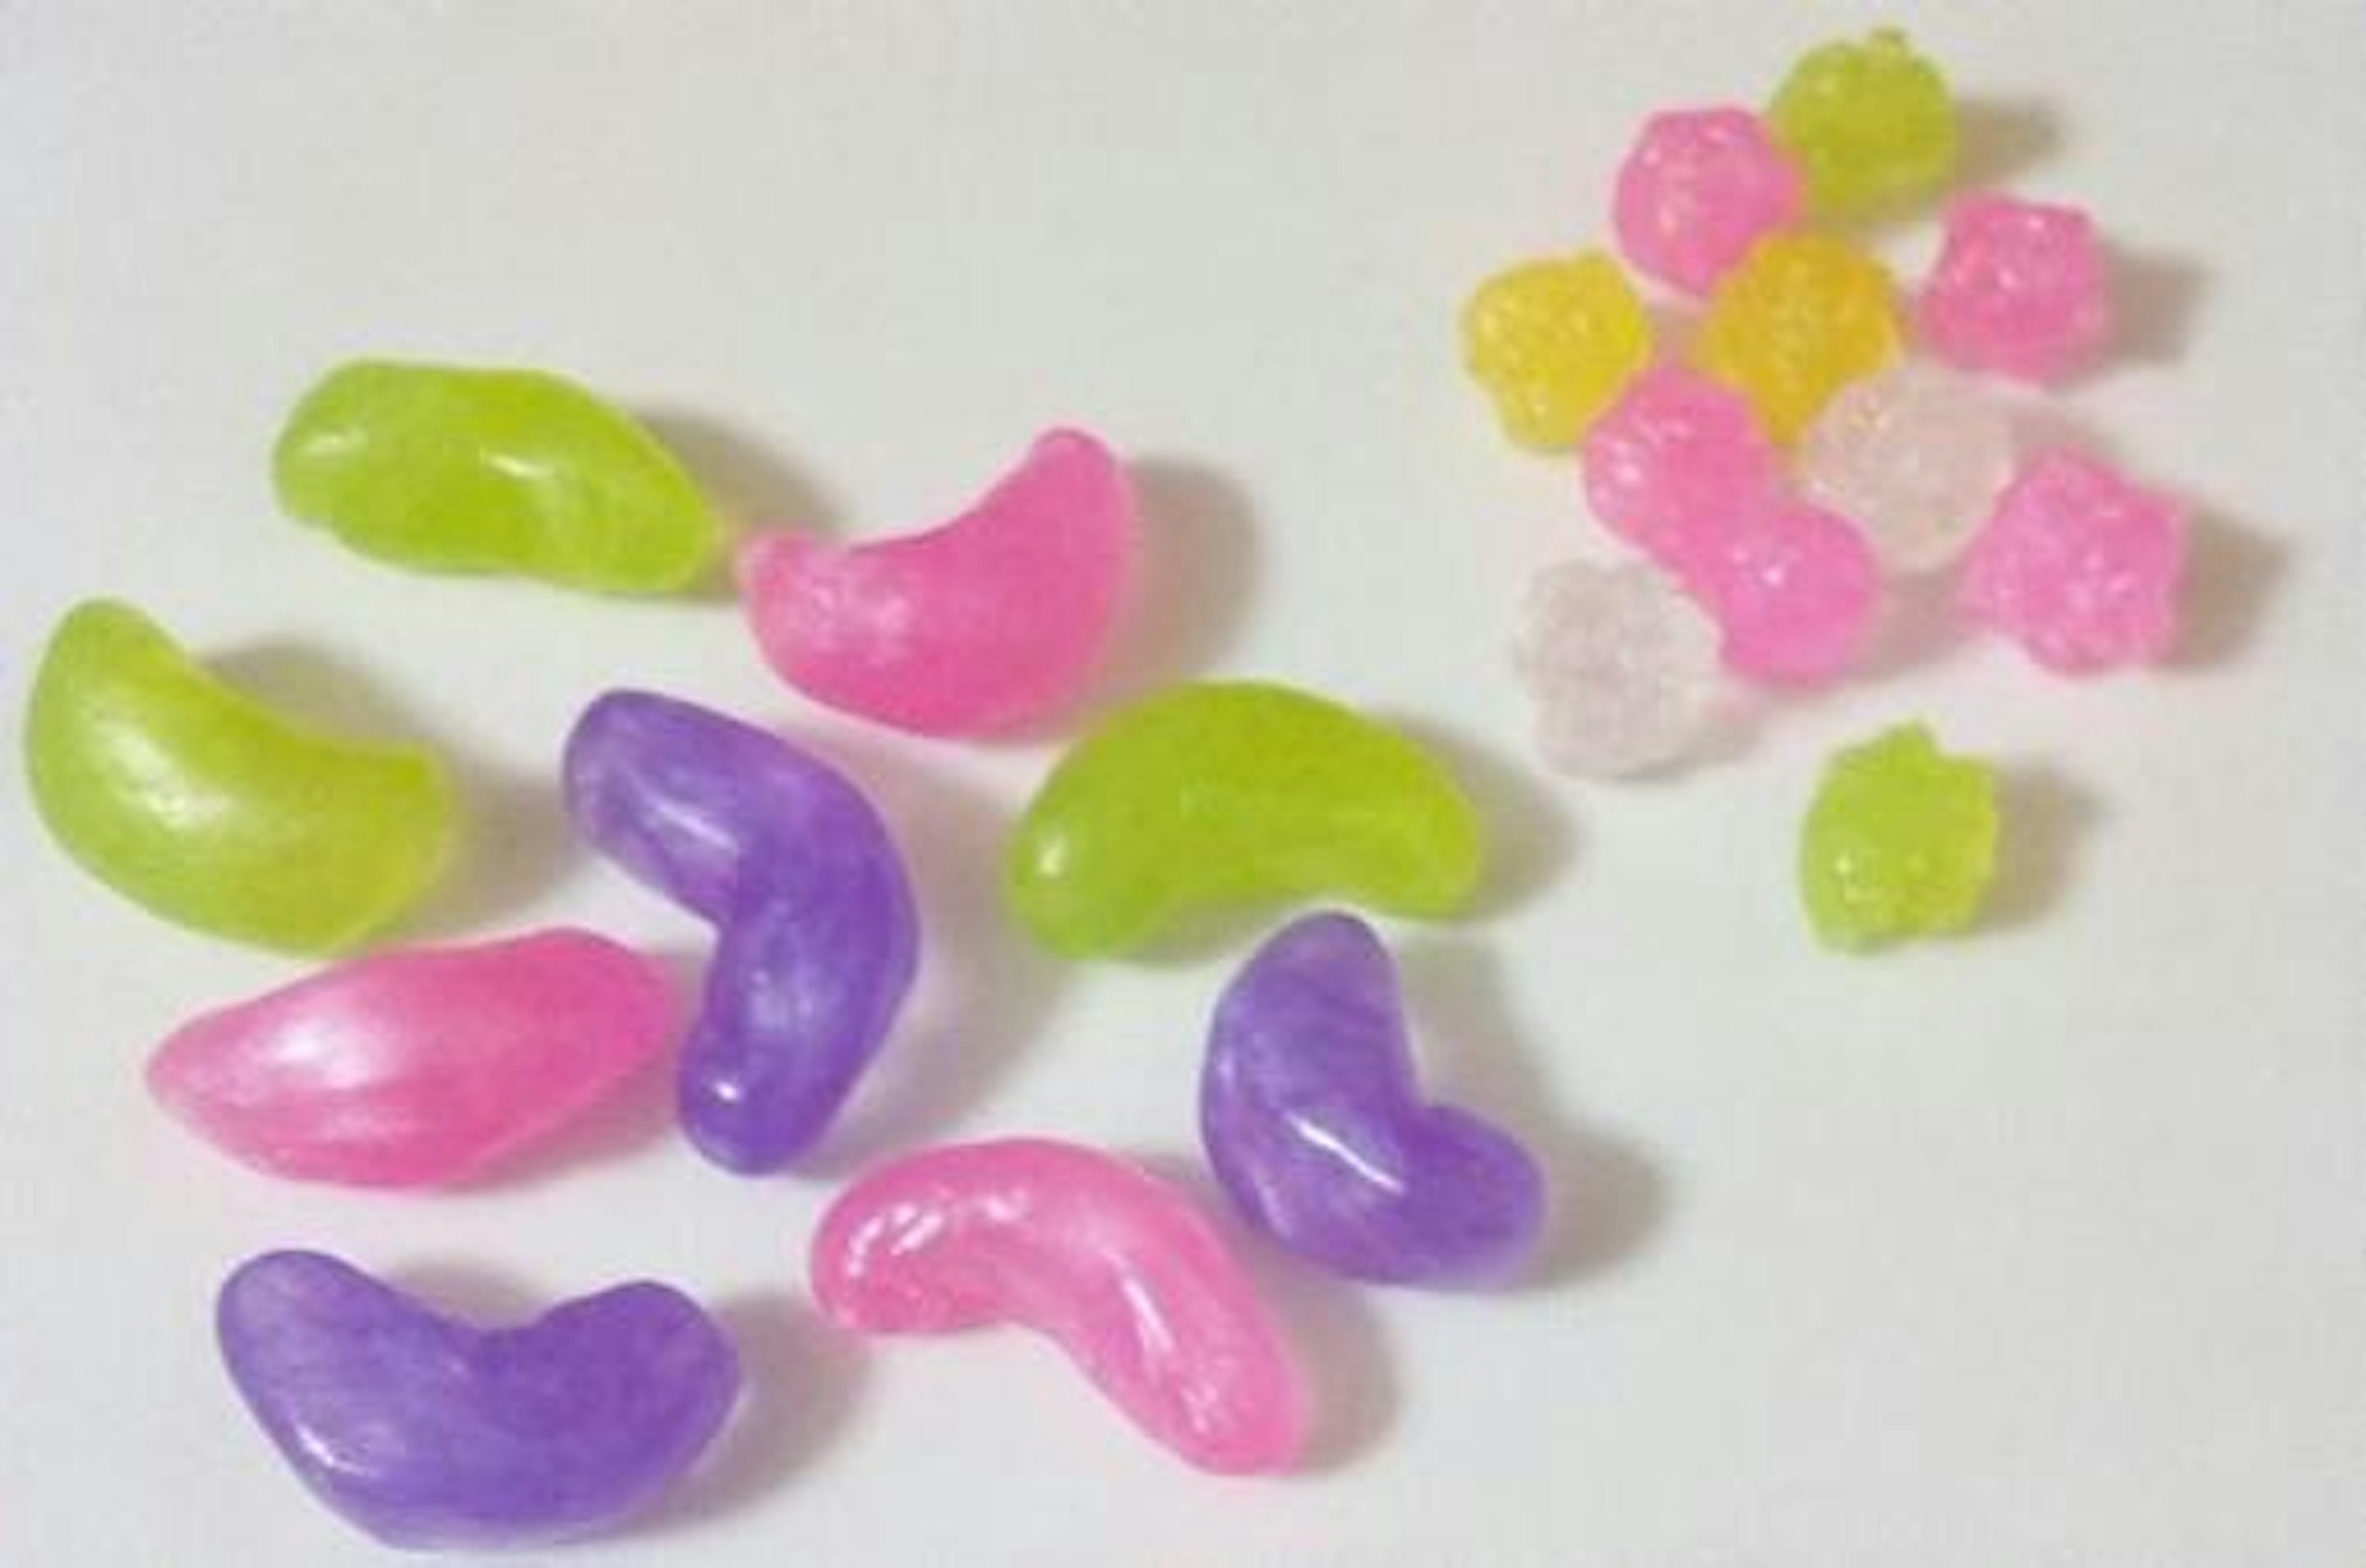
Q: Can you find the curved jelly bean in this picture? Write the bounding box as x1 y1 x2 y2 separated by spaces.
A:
810 1138 1306 1474
739 429 1136 735
149 929 674 1187
218 1250 739 1549
274 360 723 593
563 690 917 1172
1007 681 1486 957
1202 914 1546 1285
24 599 455 953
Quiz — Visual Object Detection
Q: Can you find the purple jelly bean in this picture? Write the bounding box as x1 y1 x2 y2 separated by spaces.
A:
217 1249 739 1549
563 690 919 1173
1200 912 1546 1285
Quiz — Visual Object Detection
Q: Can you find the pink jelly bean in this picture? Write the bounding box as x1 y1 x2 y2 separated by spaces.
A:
1680 499 1880 686
1957 449 2186 673
148 929 675 1187
1612 108 1804 296
1919 193 2111 383
738 429 1136 736
1582 366 1784 561
810 1137 1307 1474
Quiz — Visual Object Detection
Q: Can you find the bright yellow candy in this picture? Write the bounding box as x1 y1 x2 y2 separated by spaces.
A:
1462 253 1653 450
1692 233 1900 444
24 600 456 953
1768 28 1957 214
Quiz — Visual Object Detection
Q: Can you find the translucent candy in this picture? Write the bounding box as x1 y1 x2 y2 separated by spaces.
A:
564 691 918 1172
1957 450 2187 673
1694 232 1903 444
1462 252 1654 449
1920 194 2112 384
1680 500 1880 686
1201 912 1545 1285
1581 367 1784 561
275 360 723 594
149 930 674 1187
1797 363 2014 573
1006 681 1484 957
1799 723 1998 950
1612 107 1805 296
1512 561 1722 777
24 600 455 953
218 1251 739 1549
739 430 1136 735
1766 28 1957 214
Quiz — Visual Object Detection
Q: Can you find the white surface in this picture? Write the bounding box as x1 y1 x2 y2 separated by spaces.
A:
3 4 2362 1564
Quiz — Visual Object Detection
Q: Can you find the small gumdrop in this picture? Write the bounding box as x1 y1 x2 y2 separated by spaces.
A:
1800 723 1998 950
1679 500 1880 687
1613 107 1805 296
1693 232 1903 444
1463 253 1654 450
1920 193 2112 383
1512 561 1722 778
1766 28 1957 214
1798 363 2014 574
1580 367 1784 561
1957 450 2187 673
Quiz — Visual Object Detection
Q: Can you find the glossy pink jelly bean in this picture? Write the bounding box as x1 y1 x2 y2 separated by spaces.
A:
738 430 1136 736
809 1137 1307 1474
148 930 675 1187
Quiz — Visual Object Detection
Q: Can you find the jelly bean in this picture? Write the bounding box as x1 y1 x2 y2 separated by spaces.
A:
1462 252 1654 450
1201 913 1545 1285
563 690 917 1172
1957 450 2186 673
274 360 723 593
24 599 454 953
810 1138 1306 1474
218 1250 739 1549
149 929 673 1187
1693 232 1903 444
1800 723 1998 950
1766 28 1957 214
1679 499 1880 687
1920 193 2112 384
1513 561 1722 778
1006 681 1484 957
1612 107 1804 296
1582 367 1784 562
1797 362 2013 574
740 429 1136 735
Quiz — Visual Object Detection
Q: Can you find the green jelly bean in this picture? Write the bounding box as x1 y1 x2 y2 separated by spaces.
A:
1007 681 1485 957
274 361 723 594
24 600 457 953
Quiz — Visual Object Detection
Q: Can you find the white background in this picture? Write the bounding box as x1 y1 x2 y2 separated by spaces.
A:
3 4 2361 1564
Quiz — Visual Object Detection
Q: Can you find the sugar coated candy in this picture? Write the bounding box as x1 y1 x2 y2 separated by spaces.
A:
564 691 917 1173
1798 362 2014 573
1613 107 1805 296
810 1138 1307 1474
1202 912 1545 1285
1694 232 1903 444
1463 252 1654 450
150 930 674 1187
1581 367 1784 561
275 360 723 593
1800 723 1998 949
1513 561 1722 778
1006 681 1484 957
1680 500 1880 687
218 1250 739 1549
25 599 454 953
1957 450 2187 673
740 429 1136 736
1766 28 1957 214
1921 193 2112 383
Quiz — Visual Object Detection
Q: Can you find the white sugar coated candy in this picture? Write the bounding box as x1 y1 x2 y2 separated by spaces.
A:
1512 561 1722 778
1797 362 2012 574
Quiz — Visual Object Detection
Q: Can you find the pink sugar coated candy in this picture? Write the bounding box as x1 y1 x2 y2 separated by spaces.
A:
1680 500 1880 686
1582 367 1783 561
1613 108 1805 296
739 429 1135 736
1957 450 2186 673
1920 194 2111 383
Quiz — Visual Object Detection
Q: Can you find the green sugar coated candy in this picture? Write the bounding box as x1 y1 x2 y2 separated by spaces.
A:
274 360 723 593
1007 681 1486 957
1767 28 1957 214
1799 722 1998 951
25 600 457 953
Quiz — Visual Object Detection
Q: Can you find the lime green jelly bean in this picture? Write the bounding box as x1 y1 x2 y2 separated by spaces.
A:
25 601 456 953
274 361 723 594
1799 721 1997 951
1007 681 1485 957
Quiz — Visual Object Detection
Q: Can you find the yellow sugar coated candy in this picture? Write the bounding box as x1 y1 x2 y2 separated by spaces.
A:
1462 253 1653 450
1767 28 1958 214
1692 233 1901 444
